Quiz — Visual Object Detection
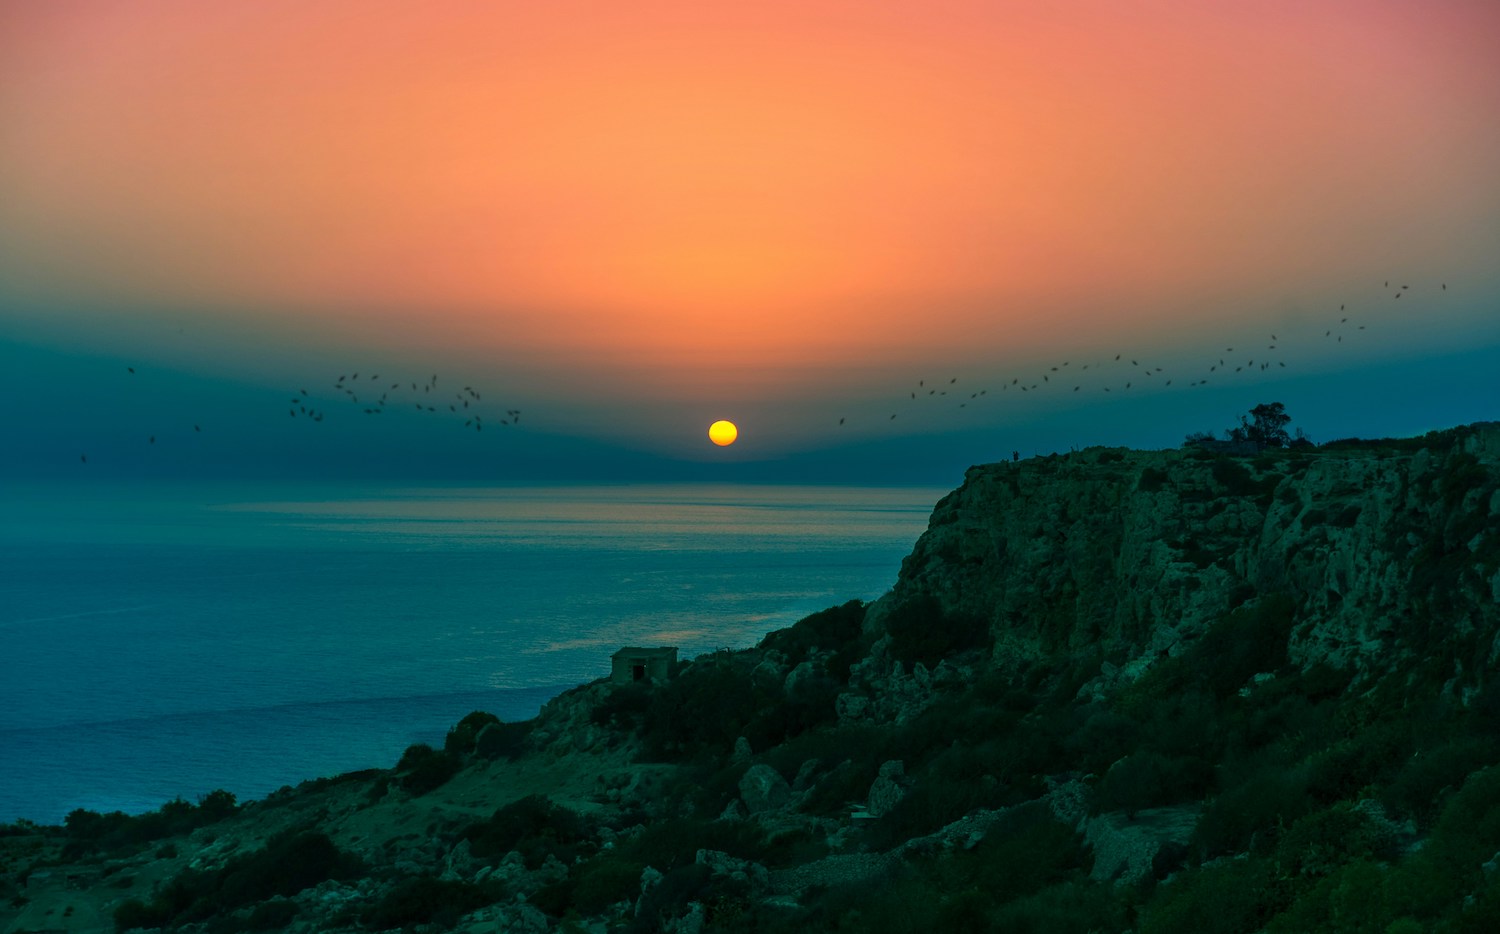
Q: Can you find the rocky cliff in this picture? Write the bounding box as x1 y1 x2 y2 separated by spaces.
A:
847 422 1500 715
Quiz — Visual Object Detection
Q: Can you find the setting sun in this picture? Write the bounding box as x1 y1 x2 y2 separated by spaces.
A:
708 420 739 446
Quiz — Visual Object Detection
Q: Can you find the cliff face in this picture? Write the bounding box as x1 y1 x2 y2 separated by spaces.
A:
866 423 1500 697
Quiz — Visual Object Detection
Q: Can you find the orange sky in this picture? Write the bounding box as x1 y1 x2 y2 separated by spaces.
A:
3 1 1499 458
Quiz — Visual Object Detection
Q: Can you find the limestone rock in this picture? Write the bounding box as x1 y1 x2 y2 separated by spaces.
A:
739 763 791 813
792 758 820 793
1085 805 1200 886
866 760 912 818
732 736 753 763
668 900 706 934
865 425 1500 697
499 901 550 934
635 866 665 917
835 693 871 722
696 848 770 895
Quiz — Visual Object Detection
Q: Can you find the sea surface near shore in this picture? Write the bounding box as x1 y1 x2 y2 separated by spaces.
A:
0 481 944 823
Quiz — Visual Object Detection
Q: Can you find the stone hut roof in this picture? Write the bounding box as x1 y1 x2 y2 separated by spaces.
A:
610 646 677 658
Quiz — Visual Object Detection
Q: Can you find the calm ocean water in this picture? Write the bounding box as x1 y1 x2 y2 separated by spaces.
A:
0 482 944 823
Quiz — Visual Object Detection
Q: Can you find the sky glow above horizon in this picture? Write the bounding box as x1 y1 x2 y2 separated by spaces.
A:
3 1 1498 480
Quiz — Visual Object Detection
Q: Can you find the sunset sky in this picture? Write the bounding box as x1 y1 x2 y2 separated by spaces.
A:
3 0 1498 482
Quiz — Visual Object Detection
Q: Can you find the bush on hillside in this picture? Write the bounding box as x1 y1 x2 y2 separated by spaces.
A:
361 875 502 931
464 795 590 869
883 594 990 668
395 743 461 795
113 829 363 931
761 600 867 670
444 710 502 756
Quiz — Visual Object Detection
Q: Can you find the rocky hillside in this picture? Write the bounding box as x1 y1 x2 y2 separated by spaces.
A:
848 421 1500 720
4 422 1498 934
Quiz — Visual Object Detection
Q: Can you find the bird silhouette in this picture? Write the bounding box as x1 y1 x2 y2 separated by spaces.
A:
838 417 846 425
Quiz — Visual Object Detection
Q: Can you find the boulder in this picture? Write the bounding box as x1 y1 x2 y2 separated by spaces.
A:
1085 805 1200 886
836 693 871 722
792 758 820 793
866 760 911 818
696 848 770 895
739 764 791 813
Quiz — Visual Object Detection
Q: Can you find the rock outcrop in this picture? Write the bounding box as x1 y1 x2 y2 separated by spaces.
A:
862 424 1500 711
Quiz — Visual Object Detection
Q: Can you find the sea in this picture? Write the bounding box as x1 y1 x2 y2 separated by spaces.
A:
0 482 945 824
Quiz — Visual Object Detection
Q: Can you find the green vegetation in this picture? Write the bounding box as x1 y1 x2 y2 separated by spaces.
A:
463 794 591 869
112 829 363 932
882 593 991 668
1137 466 1169 492
63 789 238 859
361 875 504 931
394 742 461 795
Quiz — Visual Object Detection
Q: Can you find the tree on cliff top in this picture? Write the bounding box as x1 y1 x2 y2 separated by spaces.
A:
1229 402 1292 449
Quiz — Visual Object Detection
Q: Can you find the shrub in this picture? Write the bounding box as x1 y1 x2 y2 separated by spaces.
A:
590 681 652 729
1095 751 1214 818
923 802 1090 903
988 881 1131 934
1192 767 1315 860
361 875 501 930
245 897 299 930
396 743 461 795
1139 856 1290 934
1212 458 1258 496
1381 735 1499 828
1274 805 1386 879
1191 594 1295 699
760 600 866 668
883 594 990 668
121 830 363 929
464 795 590 869
65 790 239 859
475 720 531 761
1138 467 1169 492
113 897 169 931
1306 720 1411 804
561 857 647 915
613 817 777 871
638 656 761 758
444 710 502 756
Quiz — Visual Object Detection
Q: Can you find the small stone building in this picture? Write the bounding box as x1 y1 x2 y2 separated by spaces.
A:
611 646 678 685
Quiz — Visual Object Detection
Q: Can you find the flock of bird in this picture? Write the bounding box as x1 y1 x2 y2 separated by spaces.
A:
79 367 521 465
837 279 1446 427
76 279 1449 463
289 371 521 432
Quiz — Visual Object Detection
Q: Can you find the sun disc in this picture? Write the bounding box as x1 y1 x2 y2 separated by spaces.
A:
708 419 738 446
